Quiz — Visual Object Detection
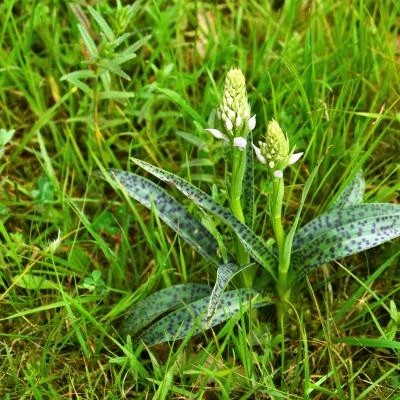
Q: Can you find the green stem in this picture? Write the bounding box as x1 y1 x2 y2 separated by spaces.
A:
271 175 291 321
230 146 252 286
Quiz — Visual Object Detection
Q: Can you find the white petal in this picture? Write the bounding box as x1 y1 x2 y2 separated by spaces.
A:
248 115 256 131
235 115 242 127
233 136 247 151
289 152 304 165
205 128 229 141
252 144 266 164
273 170 283 178
225 118 233 131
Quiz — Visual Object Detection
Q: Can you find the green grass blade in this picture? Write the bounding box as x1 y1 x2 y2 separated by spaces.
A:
121 284 212 337
329 171 365 210
293 203 400 275
131 158 278 279
99 170 222 266
334 337 400 350
283 161 321 259
156 87 205 125
139 288 272 346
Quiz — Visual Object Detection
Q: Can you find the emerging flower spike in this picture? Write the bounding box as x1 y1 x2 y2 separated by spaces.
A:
254 119 302 173
206 68 256 147
219 68 248 134
263 120 289 165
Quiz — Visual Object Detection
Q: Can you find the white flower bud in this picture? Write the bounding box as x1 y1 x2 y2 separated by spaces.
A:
289 152 304 165
253 144 266 164
205 128 229 141
233 136 247 151
248 115 256 131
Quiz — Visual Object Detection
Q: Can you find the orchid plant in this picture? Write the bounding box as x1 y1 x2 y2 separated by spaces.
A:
99 68 400 346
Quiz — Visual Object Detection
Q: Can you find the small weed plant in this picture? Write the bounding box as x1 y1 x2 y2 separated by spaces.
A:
100 68 400 347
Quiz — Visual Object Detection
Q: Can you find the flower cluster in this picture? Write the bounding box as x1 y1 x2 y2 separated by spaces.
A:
206 68 256 151
205 69 302 174
253 120 303 178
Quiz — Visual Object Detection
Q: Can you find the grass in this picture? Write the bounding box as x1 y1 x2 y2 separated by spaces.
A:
0 0 399 398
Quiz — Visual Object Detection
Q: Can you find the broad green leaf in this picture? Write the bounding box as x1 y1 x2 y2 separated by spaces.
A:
139 288 272 346
329 171 365 210
99 171 222 266
243 131 254 229
12 273 58 290
292 203 400 275
0 128 15 146
121 284 211 337
130 158 278 279
0 128 15 159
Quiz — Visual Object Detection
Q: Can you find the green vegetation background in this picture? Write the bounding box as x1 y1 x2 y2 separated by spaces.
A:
0 0 399 399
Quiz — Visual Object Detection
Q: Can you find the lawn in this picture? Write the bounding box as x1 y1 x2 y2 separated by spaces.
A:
0 1 399 399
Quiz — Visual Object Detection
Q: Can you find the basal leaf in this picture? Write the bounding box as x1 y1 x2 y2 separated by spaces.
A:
121 284 211 337
130 158 278 279
207 263 255 320
329 171 365 210
99 171 222 266
293 203 400 276
139 288 272 346
293 203 400 251
207 263 238 320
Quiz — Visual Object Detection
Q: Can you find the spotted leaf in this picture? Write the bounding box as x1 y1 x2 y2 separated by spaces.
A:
293 203 400 278
207 263 238 320
329 171 365 210
130 158 278 279
99 171 222 266
138 288 272 346
121 284 212 337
